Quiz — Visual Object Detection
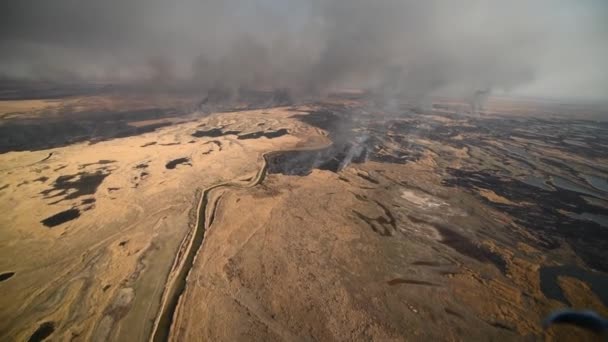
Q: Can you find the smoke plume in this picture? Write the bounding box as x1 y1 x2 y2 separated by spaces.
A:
0 0 606 101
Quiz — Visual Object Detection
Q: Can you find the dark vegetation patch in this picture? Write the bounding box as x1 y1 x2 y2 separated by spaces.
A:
40 171 109 203
387 278 440 286
165 158 191 169
0 272 15 282
41 208 80 227
237 129 288 140
28 321 55 342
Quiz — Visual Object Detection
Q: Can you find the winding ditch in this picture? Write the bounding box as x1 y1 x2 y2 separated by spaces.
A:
149 142 329 342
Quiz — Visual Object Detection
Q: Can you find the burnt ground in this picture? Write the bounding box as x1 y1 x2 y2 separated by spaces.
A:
0 272 15 282
40 171 111 204
165 158 192 169
0 80 105 101
27 321 55 342
0 109 177 153
0 83 297 154
269 102 608 306
267 106 426 176
40 208 81 228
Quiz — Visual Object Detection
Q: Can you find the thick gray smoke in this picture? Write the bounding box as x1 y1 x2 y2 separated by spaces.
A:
0 0 607 101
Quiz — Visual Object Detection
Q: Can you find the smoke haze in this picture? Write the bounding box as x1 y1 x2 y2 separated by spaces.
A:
0 0 606 101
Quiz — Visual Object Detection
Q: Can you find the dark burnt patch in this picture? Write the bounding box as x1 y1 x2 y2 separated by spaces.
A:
79 160 116 170
201 140 222 155
352 202 396 237
39 152 54 162
192 128 240 138
540 265 608 306
293 107 348 133
488 321 515 332
292 107 424 168
357 172 379 184
237 129 288 140
0 81 103 100
165 158 191 169
432 223 506 273
443 168 608 272
387 278 440 286
40 171 109 203
41 208 80 227
411 261 444 267
265 141 368 176
0 108 177 154
266 149 327 176
197 87 293 112
444 308 464 319
353 210 392 236
0 272 15 282
28 321 55 342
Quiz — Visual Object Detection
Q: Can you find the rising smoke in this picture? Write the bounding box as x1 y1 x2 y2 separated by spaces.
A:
0 0 606 101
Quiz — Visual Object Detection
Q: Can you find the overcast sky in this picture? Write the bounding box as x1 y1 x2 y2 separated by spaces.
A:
0 0 606 101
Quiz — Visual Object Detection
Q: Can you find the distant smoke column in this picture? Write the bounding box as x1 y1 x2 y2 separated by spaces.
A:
338 134 369 171
470 89 491 114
